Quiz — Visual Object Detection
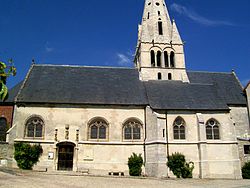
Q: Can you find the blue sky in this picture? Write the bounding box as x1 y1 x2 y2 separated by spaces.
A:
1 0 249 88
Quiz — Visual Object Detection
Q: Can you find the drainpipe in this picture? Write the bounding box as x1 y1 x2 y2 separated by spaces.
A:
143 107 147 165
165 111 169 160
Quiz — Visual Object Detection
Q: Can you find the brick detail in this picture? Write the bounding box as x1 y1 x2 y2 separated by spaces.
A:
0 106 14 127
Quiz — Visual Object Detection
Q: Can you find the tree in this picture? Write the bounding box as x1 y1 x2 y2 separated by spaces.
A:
0 59 16 101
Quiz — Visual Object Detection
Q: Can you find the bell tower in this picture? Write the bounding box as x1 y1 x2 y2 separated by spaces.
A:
134 0 189 82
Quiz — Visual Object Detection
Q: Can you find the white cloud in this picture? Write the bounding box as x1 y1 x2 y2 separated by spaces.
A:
117 53 132 66
45 42 54 53
171 3 236 27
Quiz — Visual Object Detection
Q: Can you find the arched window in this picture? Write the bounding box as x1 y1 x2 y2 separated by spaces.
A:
25 116 44 138
123 118 143 141
158 21 163 35
206 119 220 140
168 73 172 80
0 118 7 142
157 51 161 67
150 50 155 67
173 117 185 140
170 51 175 67
88 118 108 140
164 51 169 67
158 72 162 80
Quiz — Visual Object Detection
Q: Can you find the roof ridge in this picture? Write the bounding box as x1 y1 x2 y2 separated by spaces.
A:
34 64 135 70
187 70 232 75
15 64 35 102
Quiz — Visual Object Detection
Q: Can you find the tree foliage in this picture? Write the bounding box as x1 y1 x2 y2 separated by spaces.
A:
14 142 43 170
128 153 143 176
167 152 194 178
242 161 250 179
0 59 16 101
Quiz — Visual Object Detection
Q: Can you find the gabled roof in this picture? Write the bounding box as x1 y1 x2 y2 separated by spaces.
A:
16 64 148 106
11 64 246 111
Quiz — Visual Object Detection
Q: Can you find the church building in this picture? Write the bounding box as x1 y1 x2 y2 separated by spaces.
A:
4 0 250 179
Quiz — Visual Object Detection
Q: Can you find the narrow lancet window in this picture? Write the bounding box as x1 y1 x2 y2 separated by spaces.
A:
170 51 175 67
158 22 163 35
157 51 161 67
151 50 155 67
168 73 172 80
158 73 162 80
164 51 169 67
147 12 150 19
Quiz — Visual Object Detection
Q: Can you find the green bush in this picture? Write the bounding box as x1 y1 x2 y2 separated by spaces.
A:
128 153 143 176
14 142 43 170
242 162 250 179
167 152 194 178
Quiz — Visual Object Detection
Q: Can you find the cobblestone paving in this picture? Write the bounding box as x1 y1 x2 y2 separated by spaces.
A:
1 169 250 188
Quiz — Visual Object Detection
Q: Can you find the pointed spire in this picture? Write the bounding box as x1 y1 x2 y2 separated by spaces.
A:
139 0 173 43
171 19 183 44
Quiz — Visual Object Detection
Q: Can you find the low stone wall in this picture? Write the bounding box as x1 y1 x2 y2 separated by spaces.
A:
0 142 14 167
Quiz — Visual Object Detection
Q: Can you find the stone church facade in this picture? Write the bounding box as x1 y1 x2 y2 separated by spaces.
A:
3 0 250 179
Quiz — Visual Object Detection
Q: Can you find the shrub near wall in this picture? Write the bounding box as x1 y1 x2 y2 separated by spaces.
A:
242 162 250 179
167 152 194 178
14 142 43 170
128 153 143 176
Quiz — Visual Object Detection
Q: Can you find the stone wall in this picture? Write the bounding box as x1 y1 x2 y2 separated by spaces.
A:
230 106 250 166
0 143 14 167
9 104 145 174
145 106 168 177
161 110 241 179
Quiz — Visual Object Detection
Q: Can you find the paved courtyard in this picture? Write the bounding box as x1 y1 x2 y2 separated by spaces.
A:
1 168 250 188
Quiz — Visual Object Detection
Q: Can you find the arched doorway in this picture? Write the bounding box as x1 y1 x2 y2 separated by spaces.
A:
57 142 75 171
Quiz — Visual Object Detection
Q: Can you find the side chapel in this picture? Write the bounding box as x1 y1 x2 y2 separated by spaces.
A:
2 0 250 179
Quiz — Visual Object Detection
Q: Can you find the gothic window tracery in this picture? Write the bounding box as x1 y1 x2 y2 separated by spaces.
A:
173 117 186 140
25 116 44 138
88 118 108 140
206 119 220 140
123 118 142 141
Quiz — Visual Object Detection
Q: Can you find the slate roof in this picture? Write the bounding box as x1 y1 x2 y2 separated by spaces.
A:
9 64 246 111
16 64 148 106
187 71 246 106
143 71 246 110
144 81 229 110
